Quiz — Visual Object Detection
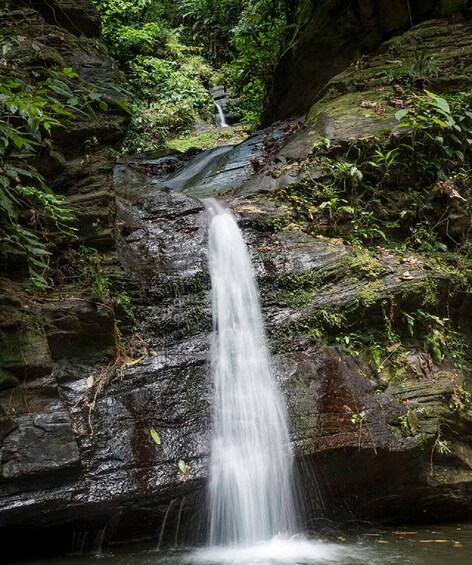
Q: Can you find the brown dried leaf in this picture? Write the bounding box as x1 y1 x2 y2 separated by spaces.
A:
432 181 467 202
399 271 415 281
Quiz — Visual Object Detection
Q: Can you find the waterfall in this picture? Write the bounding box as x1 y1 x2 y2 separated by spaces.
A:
192 206 363 563
214 100 229 128
205 199 296 546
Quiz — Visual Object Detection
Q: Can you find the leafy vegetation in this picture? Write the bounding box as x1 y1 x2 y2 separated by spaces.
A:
220 0 293 125
92 0 217 151
178 0 241 65
90 0 297 149
0 62 77 289
273 89 472 252
0 16 134 291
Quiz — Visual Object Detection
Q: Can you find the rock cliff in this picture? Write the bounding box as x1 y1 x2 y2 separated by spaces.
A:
264 0 471 123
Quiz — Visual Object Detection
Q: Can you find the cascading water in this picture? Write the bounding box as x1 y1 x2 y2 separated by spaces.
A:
205 198 296 545
194 200 359 563
214 100 229 128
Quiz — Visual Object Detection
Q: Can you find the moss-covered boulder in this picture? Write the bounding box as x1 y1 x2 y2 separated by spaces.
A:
265 0 469 123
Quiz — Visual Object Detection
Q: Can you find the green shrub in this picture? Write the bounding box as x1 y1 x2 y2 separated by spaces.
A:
0 65 78 289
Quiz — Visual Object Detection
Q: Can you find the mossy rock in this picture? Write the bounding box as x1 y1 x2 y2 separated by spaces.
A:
307 88 398 143
0 368 18 391
0 312 53 378
265 0 469 122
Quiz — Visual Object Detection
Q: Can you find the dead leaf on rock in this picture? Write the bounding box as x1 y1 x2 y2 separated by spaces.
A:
399 271 415 281
432 181 467 202
402 256 421 266
360 100 383 112
123 356 144 367
391 98 405 107
418 351 434 378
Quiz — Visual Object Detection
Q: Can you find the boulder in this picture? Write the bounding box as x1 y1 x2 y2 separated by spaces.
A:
264 0 469 123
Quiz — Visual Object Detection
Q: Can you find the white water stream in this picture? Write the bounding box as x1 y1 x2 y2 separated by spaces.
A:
205 199 296 546
197 200 366 563
214 100 229 128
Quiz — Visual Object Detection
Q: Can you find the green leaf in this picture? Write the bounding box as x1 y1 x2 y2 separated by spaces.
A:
395 109 409 121
63 67 79 79
88 91 102 101
113 97 133 115
425 90 450 115
0 188 18 218
178 458 191 481
49 84 73 97
149 427 161 445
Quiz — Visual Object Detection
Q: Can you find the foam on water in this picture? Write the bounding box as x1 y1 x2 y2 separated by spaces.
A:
192 536 362 564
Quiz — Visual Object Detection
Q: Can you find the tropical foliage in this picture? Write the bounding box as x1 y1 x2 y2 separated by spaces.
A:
91 0 297 144
92 0 216 151
221 0 292 125
0 25 129 290
273 89 472 251
0 59 77 289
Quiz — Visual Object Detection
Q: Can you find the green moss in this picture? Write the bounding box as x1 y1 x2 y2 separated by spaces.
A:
260 262 348 309
261 269 325 308
358 279 383 308
285 373 318 448
307 89 397 136
165 127 249 152
0 330 21 370
421 276 441 307
348 247 385 279
429 252 472 294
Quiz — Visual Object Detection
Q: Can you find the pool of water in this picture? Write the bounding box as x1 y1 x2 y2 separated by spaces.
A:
7 524 472 565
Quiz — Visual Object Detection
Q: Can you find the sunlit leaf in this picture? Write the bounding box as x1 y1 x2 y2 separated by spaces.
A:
178 459 190 481
395 109 409 121
149 427 161 445
124 356 144 367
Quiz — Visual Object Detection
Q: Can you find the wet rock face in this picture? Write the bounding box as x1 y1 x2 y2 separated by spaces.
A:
107 117 472 539
0 375 80 485
282 349 472 524
2 117 471 554
0 0 130 554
